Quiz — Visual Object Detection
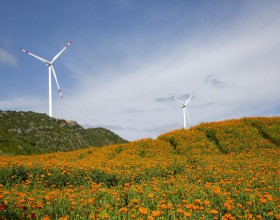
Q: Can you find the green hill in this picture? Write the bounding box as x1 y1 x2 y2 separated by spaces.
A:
0 110 127 155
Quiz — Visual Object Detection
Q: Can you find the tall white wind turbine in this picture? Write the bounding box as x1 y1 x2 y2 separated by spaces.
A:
170 90 195 129
20 41 72 117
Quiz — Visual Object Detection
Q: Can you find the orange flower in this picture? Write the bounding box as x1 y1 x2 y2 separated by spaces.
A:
211 210 219 215
103 214 109 219
268 212 273 216
204 199 210 206
158 203 167 209
212 186 221 195
131 198 138 203
28 197 35 202
204 182 212 188
59 216 69 220
36 202 43 209
222 213 235 220
148 193 154 198
151 210 161 217
184 212 191 218
119 207 128 213
167 202 173 209
177 208 184 214
139 207 149 215
247 213 253 219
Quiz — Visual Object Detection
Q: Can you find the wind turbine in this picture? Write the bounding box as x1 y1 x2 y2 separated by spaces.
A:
20 41 72 117
170 90 195 129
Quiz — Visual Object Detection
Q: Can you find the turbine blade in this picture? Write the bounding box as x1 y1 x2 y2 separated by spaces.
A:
20 48 50 64
185 90 195 105
51 65 63 99
170 93 184 105
51 41 72 63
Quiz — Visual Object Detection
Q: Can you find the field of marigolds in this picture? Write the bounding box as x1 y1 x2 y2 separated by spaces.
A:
0 117 279 219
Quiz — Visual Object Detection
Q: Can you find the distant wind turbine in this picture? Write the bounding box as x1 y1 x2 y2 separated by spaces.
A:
170 90 195 129
20 41 72 117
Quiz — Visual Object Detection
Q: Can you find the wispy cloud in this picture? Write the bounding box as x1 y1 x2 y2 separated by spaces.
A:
154 97 172 103
205 74 227 89
125 108 145 114
0 48 18 66
191 102 216 108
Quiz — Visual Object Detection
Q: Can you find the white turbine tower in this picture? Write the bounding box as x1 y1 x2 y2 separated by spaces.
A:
20 41 72 117
170 90 195 129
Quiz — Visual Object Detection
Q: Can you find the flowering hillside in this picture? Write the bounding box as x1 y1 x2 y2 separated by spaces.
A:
0 117 279 219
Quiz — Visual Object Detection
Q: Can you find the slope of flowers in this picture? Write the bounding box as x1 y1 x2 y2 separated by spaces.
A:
194 117 278 153
0 117 279 219
245 116 280 146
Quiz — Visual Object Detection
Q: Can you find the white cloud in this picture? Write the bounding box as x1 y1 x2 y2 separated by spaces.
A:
58 11 280 140
0 48 18 66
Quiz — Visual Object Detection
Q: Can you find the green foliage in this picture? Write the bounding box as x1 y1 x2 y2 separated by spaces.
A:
0 110 127 155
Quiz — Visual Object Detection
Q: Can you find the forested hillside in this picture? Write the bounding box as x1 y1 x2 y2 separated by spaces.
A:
0 111 127 155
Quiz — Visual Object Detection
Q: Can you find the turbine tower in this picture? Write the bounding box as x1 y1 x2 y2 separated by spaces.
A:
20 41 72 117
170 90 195 129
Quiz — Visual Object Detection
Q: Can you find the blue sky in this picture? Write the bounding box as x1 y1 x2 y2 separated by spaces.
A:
1 0 280 140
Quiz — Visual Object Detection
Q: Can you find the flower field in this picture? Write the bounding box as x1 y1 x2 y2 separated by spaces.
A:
0 117 279 219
